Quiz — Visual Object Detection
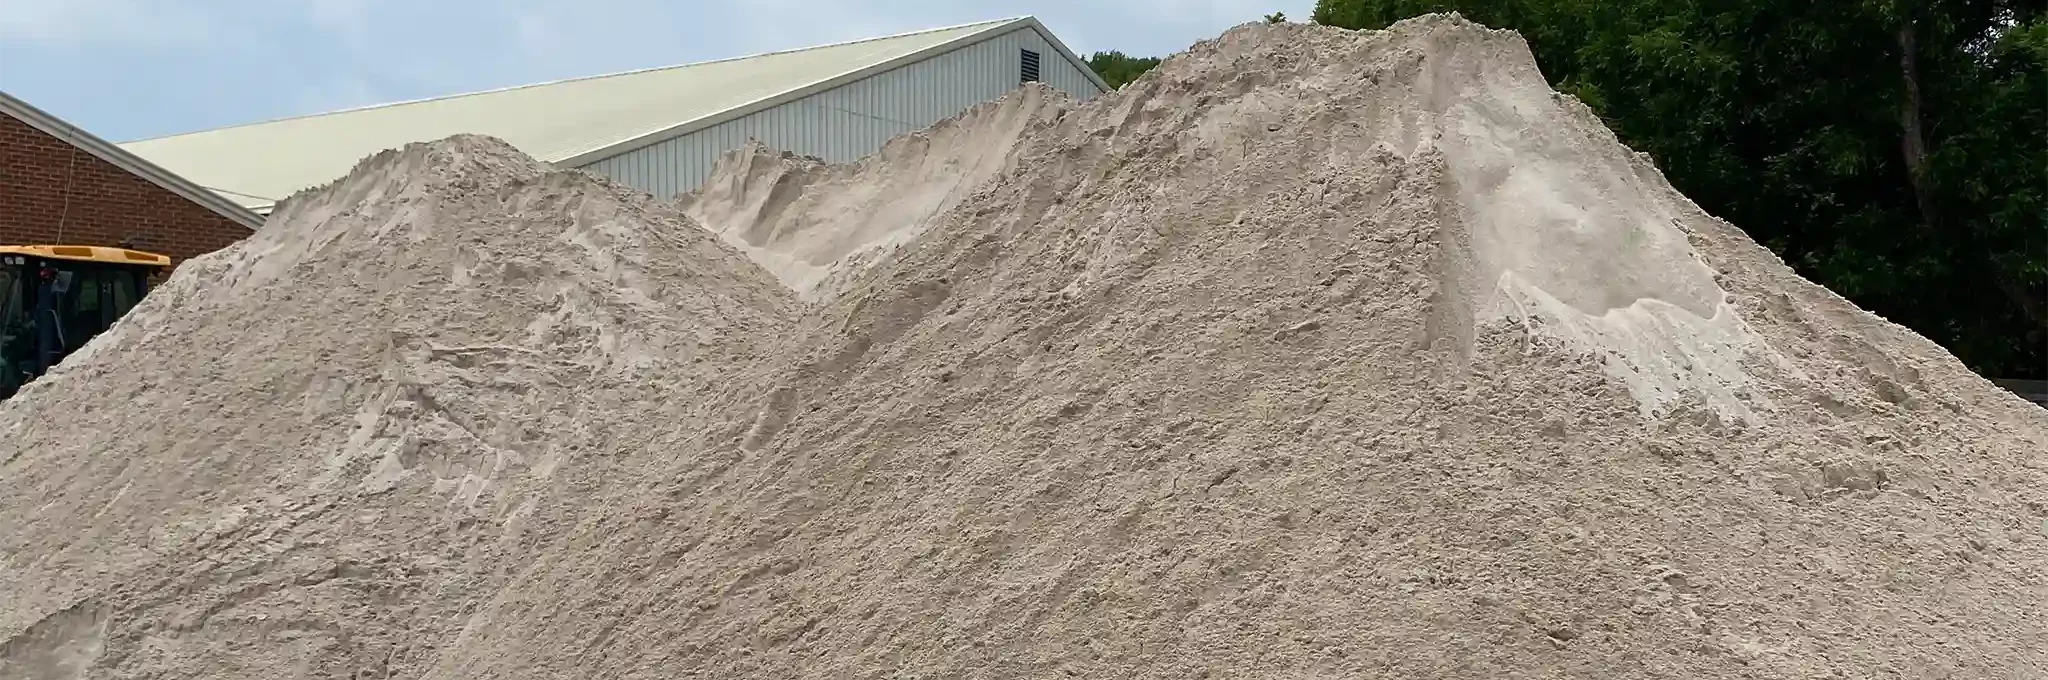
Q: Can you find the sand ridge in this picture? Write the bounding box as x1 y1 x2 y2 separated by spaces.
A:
3 13 2046 680
681 83 1073 301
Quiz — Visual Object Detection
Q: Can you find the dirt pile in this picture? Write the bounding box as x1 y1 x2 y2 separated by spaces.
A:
0 134 794 678
4 13 2048 680
680 83 1072 300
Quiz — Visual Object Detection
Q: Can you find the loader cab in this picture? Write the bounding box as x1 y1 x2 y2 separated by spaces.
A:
0 245 169 401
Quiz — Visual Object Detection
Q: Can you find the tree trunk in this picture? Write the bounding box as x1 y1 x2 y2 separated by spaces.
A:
1896 13 2048 335
1897 19 1938 231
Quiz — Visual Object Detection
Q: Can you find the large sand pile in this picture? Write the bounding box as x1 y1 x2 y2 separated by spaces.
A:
5 13 2047 679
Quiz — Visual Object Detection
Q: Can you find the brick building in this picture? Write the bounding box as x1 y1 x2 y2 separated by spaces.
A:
1 90 261 270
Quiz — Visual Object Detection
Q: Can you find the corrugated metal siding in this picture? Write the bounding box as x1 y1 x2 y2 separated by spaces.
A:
582 26 1101 199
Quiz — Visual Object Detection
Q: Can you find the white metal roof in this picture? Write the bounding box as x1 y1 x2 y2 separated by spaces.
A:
118 16 1105 214
0 90 263 230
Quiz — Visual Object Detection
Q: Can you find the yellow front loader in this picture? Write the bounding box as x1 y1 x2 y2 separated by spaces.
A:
0 245 170 401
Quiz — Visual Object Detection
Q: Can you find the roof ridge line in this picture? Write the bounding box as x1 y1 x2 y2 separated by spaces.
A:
120 16 1031 145
546 16 1039 167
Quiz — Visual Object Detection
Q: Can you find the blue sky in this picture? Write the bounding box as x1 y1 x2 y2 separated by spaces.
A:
0 0 1316 142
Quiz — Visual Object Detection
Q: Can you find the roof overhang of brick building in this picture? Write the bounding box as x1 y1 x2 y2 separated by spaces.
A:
0 89 264 231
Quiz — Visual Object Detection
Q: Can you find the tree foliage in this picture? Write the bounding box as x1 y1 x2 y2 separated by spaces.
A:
1085 51 1165 90
1311 0 2046 378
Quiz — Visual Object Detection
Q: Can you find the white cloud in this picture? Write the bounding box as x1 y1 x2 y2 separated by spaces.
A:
512 11 561 56
305 0 371 27
726 0 908 53
0 0 217 46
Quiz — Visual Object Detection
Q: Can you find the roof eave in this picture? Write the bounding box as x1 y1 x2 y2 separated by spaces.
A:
555 15 1107 169
0 90 266 231
1017 16 1113 93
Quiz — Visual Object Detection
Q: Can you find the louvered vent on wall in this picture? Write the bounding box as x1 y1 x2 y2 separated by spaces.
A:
1020 49 1041 83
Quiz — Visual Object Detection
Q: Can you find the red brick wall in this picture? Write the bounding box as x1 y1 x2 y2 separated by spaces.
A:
1 110 252 269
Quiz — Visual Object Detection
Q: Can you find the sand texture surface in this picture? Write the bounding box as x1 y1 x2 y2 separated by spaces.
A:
680 84 1072 301
0 137 796 678
5 14 2047 679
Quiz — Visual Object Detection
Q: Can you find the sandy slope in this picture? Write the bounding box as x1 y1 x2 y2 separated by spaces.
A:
681 84 1072 301
3 13 2046 680
0 136 794 678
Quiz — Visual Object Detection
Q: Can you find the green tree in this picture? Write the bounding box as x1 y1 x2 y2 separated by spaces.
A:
1266 11 1291 23
1085 50 1165 89
1313 0 2046 378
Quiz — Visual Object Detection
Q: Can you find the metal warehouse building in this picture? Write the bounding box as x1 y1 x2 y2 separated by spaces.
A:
119 16 1107 216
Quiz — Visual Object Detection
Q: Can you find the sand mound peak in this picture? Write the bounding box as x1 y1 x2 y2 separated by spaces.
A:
1091 14 1788 423
0 134 792 678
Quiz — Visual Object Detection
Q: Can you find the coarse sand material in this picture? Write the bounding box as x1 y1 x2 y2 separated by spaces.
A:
0 136 797 678
681 83 1071 302
5 13 2047 679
